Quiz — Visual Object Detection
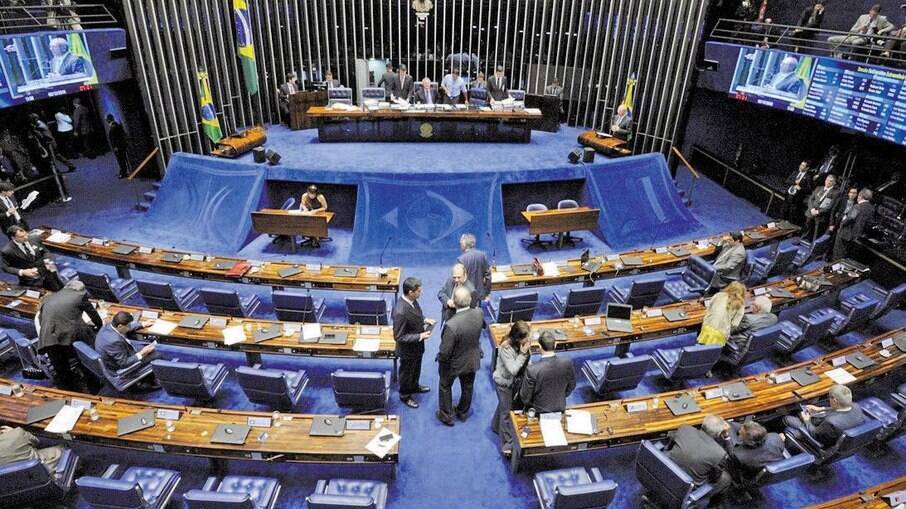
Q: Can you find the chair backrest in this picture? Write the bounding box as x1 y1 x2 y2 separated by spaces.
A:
135 280 179 311
200 288 242 316
557 199 579 209
184 490 256 509
331 370 387 409
875 283 906 318
626 277 666 308
799 313 835 346
345 298 388 325
833 419 884 460
635 440 698 509
669 344 722 379
564 287 605 317
77 270 117 301
683 256 716 289
553 481 618 509
76 476 149 509
235 367 291 407
151 360 211 397
279 197 295 210
768 244 799 277
360 87 385 100
469 87 488 107
0 458 65 507
840 297 878 331
599 355 652 393
509 89 526 101
272 290 315 322
73 341 107 381
496 292 538 323
10 330 46 375
810 234 832 261
526 203 548 212
740 323 782 364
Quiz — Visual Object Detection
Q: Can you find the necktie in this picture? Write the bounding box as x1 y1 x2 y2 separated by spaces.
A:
426 89 432 104
20 242 34 258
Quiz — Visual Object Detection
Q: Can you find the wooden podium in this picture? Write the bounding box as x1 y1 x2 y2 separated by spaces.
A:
289 90 328 130
578 130 632 158
211 126 267 158
251 208 334 254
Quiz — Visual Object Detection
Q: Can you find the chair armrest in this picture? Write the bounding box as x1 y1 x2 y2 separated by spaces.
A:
589 467 603 483
784 427 824 456
891 392 906 409
101 464 120 479
688 483 714 504
764 452 815 474
313 479 328 495
383 371 391 390
665 269 684 276
202 476 219 491
115 360 146 378
307 494 376 507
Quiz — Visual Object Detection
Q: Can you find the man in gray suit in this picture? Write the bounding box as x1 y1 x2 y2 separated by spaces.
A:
519 331 575 413
0 425 63 471
610 104 632 139
436 287 485 425
487 65 508 102
278 72 299 121
436 263 478 322
37 279 102 391
723 295 778 362
711 231 747 289
828 4 893 58
803 174 840 241
666 415 733 499
784 384 866 447
457 233 491 301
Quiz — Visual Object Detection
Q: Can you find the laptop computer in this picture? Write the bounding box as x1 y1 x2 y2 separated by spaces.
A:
252 325 282 343
668 247 691 258
111 245 137 256
334 267 359 278
665 394 700 416
0 288 25 298
309 416 346 437
117 408 156 436
605 303 634 333
895 334 906 353
319 331 348 345
25 399 66 424
68 236 91 246
277 266 302 278
620 255 643 266
847 352 877 370
662 309 689 322
722 381 754 401
769 287 795 299
511 264 534 276
746 231 767 241
213 260 237 271
211 424 251 445
790 367 821 386
178 316 209 329
161 252 184 263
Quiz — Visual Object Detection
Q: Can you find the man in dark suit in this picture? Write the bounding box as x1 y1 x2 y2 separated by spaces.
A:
609 104 632 139
323 71 341 88
0 182 28 235
832 188 874 260
36 280 102 390
95 311 160 375
783 384 866 448
436 263 478 322
828 186 858 235
519 331 575 413
729 420 786 482
106 115 130 179
711 231 746 289
457 233 491 301
377 62 397 100
803 174 839 241
412 77 436 105
1 226 63 291
666 415 733 499
435 287 484 425
396 64 414 101
781 161 815 222
487 65 508 102
278 72 299 121
392 277 436 409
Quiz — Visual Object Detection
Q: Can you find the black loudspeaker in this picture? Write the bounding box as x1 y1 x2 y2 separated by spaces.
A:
252 147 266 163
583 147 596 163
567 149 583 164
266 149 281 165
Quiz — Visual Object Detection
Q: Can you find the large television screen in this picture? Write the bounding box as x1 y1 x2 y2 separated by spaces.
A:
728 47 906 146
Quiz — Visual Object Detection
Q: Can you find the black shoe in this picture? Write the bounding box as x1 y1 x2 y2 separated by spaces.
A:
417 385 431 393
436 411 454 426
401 398 419 409
455 411 468 422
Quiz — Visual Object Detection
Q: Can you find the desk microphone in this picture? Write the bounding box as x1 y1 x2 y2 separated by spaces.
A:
379 235 394 267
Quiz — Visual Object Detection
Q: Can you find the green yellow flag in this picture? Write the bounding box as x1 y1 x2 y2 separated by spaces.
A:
232 0 259 95
198 72 223 143
621 75 637 114
67 32 97 84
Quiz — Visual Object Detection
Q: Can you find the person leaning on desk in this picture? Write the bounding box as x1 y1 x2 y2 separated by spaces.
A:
299 184 328 248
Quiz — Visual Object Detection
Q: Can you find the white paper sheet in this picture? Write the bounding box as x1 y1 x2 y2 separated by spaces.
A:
353 338 380 352
45 232 71 243
21 190 39 209
541 262 560 277
825 367 856 385
302 323 322 341
147 320 177 336
366 426 401 459
565 410 595 435
490 272 507 283
222 325 246 345
539 413 568 447
45 405 83 434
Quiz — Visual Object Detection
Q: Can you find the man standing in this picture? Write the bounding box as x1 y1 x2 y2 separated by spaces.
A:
803 174 839 241
396 64 414 102
711 231 746 289
54 108 74 159
441 68 468 104
72 97 94 158
0 182 29 234
518 331 575 413
610 104 632 139
1 225 62 290
781 160 814 222
412 78 436 104
457 233 491 302
377 62 397 100
832 188 874 260
0 425 63 471
278 72 299 122
436 287 484 425
487 65 508 102
436 263 478 322
37 280 102 390
392 277 435 408
105 114 130 179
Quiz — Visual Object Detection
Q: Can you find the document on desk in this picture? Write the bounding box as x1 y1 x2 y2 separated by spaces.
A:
353 338 380 352
45 231 71 244
825 367 856 385
541 262 560 277
490 272 507 283
565 410 595 435
147 320 177 336
287 209 303 215
539 413 568 447
45 405 83 434
366 427 401 459
302 323 322 342
222 326 246 345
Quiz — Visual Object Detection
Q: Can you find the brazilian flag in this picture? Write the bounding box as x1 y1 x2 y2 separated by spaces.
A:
198 72 223 143
67 32 97 84
233 0 258 95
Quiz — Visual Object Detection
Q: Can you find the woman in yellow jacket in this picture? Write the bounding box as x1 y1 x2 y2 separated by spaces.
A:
697 281 746 346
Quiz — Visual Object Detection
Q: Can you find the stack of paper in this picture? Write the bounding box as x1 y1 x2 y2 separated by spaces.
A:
222 326 246 345
302 323 322 342
565 410 595 435
539 413 568 447
45 232 71 243
147 320 177 336
490 272 507 283
825 367 856 385
353 338 380 352
541 262 560 277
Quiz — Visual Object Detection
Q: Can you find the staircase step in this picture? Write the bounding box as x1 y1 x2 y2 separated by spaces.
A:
136 201 152 212
142 191 157 201
152 182 162 190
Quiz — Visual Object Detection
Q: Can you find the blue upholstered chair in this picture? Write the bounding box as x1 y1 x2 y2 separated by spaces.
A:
792 234 831 269
236 365 309 410
199 287 261 317
521 203 552 247
77 269 138 303
808 296 879 336
0 448 79 507
327 87 353 106
581 354 652 396
532 466 617 509
74 341 154 392
605 276 666 308
0 328 17 361
330 370 390 410
551 287 605 318
784 417 883 467
271 290 325 322
345 298 390 325
150 359 228 401
651 344 722 382
360 87 385 101
76 464 180 509
663 256 716 302
839 282 906 320
508 89 526 101
719 323 782 367
487 292 538 323
730 440 814 493
775 313 835 354
469 87 489 107
749 243 798 283
859 396 906 442
135 279 199 312
183 475 281 509
635 440 713 509
9 329 53 379
306 478 388 509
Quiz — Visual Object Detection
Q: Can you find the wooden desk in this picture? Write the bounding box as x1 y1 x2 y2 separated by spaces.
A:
0 283 398 372
489 261 865 358
577 130 631 157
0 379 400 472
508 327 906 471
807 475 906 508
521 207 600 248
251 209 335 254
36 227 400 294
306 106 542 143
289 90 328 130
490 222 799 291
210 126 267 158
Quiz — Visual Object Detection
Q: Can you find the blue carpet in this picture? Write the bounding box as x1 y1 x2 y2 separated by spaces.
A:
5 141 906 509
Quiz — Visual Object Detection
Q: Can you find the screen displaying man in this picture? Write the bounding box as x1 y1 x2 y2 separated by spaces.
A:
46 36 93 81
765 55 807 100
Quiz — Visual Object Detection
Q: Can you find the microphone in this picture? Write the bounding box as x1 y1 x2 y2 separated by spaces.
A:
379 236 393 268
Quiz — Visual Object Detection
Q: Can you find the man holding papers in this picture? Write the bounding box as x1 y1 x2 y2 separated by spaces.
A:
95 311 161 390
0 182 29 234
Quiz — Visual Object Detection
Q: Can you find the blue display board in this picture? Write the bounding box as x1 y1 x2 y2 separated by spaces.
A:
0 28 129 109
728 46 906 146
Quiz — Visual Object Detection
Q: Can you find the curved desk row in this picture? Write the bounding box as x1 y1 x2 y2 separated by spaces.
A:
508 327 906 471
34 227 401 294
489 221 799 291
807 476 906 508
489 261 865 357
0 379 400 471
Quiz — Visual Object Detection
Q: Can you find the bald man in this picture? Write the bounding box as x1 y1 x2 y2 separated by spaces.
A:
437 263 478 322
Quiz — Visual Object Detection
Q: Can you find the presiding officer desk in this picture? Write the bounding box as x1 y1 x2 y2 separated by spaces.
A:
0 379 400 472
0 282 398 372
251 209 335 255
508 327 906 471
490 221 799 290
808 475 906 508
489 261 866 358
35 227 401 294
306 105 543 143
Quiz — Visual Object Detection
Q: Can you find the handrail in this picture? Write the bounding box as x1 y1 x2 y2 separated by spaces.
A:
690 145 788 215
127 147 160 180
0 4 116 32
671 146 699 179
